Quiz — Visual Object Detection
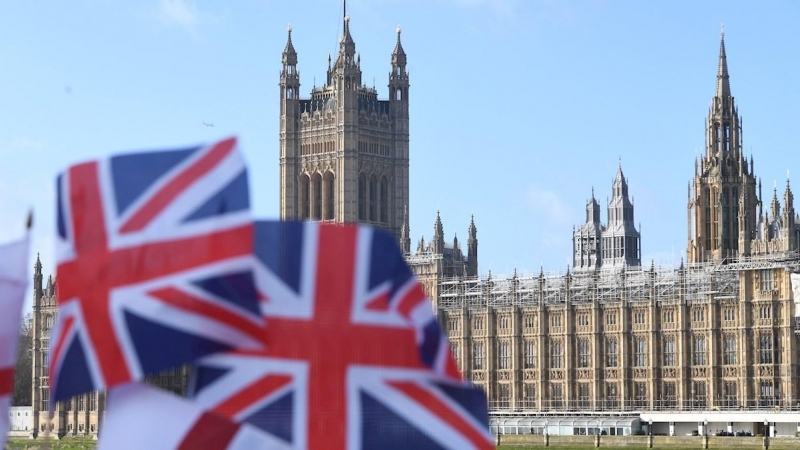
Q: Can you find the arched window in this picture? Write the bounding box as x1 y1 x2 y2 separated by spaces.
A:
396 88 402 101
286 87 294 99
324 171 335 220
380 176 389 223
358 173 367 221
299 174 310 220
311 173 322 220
369 175 378 221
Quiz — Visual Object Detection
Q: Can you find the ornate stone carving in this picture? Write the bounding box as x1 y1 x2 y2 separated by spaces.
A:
662 368 677 378
550 369 564 380
578 369 592 380
498 370 512 381
758 366 774 377
692 367 707 378
723 367 737 378
472 371 485 381
524 369 538 380
634 368 648 379
605 368 618 379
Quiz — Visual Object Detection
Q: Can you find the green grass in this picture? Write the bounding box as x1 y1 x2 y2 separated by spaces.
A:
5 438 96 450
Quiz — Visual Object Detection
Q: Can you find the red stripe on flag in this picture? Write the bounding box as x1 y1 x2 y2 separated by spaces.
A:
364 291 391 312
0 367 14 396
212 374 292 419
389 381 494 450
148 287 267 345
397 283 428 318
121 137 237 232
178 411 241 450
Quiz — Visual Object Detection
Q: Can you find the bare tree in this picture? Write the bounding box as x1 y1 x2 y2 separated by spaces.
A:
13 312 33 406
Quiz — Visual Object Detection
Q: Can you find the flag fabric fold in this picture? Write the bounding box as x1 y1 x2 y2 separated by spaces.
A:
187 220 493 450
99 383 289 450
0 234 30 446
48 136 265 403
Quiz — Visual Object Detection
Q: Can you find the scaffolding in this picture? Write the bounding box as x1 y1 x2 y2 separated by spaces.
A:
436 252 800 311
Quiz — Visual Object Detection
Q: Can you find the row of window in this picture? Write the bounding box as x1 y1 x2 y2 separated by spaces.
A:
491 380 781 408
40 389 98 413
459 333 780 371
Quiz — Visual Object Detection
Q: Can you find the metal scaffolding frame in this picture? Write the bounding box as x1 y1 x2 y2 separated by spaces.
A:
435 252 800 310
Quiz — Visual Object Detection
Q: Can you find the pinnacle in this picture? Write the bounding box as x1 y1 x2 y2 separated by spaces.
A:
716 31 731 98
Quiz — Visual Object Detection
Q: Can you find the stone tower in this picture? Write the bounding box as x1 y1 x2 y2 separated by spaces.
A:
688 31 758 263
278 10 410 240
573 167 641 270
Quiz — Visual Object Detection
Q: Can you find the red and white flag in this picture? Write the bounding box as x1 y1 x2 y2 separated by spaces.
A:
0 232 30 446
99 383 290 450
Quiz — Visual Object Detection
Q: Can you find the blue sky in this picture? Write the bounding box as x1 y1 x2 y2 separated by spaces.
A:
2 0 799 304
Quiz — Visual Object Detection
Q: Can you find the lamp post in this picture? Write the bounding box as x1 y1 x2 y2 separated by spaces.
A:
702 419 709 449
648 419 654 449
544 419 550 448
763 419 769 450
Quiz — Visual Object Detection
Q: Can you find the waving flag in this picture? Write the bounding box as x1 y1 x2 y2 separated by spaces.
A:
49 137 265 403
100 383 288 450
0 231 30 447
189 221 493 450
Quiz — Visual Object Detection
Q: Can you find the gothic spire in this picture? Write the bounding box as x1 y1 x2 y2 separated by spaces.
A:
468 214 477 241
433 210 444 253
393 25 406 60
34 252 42 274
716 26 731 98
282 24 297 65
400 205 411 254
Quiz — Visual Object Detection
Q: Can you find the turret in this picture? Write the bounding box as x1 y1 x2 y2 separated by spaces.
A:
467 215 478 276
279 24 301 220
389 25 409 119
432 210 444 254
33 253 43 302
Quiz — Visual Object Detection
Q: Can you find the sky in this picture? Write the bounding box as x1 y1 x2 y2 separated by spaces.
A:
2 0 800 310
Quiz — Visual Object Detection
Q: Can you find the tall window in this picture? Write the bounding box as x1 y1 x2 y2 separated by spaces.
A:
663 382 677 408
472 316 484 331
523 314 536 330
606 312 617 326
578 338 591 368
78 394 86 411
663 308 675 324
550 314 562 328
312 173 322 219
550 340 563 369
760 269 774 291
42 350 49 374
635 382 648 408
605 338 618 367
551 383 563 409
606 383 618 409
358 173 367 220
524 340 536 369
41 388 49 412
724 381 738 407
692 307 705 323
724 335 737 365
498 384 510 409
379 176 388 223
634 337 647 367
300 174 310 219
693 381 707 407
759 380 775 406
498 341 510 370
324 171 335 220
723 306 736 322
693 335 707 365
473 342 484 370
368 175 378 221
634 310 646 324
499 315 510 330
524 384 536 409
759 304 772 319
664 336 676 367
578 383 590 409
759 334 773 364
577 313 590 326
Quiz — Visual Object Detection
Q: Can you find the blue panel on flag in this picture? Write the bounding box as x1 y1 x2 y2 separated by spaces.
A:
110 147 197 215
419 320 442 367
360 391 447 450
183 170 249 223
125 310 232 375
53 338 95 403
432 381 490 426
244 391 294 444
254 221 304 294
189 365 230 394
193 270 261 317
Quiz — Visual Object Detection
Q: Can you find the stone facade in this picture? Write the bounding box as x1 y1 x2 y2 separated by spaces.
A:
278 15 410 241
438 261 799 411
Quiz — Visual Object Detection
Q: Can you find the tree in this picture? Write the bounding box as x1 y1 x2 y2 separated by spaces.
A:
12 312 32 406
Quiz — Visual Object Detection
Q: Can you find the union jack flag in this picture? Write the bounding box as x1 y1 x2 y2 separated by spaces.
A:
188 221 493 450
49 137 266 403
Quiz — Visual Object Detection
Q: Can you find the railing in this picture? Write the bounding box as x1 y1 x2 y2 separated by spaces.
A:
489 398 800 413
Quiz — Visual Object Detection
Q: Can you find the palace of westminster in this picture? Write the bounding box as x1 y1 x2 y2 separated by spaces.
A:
25 13 800 438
